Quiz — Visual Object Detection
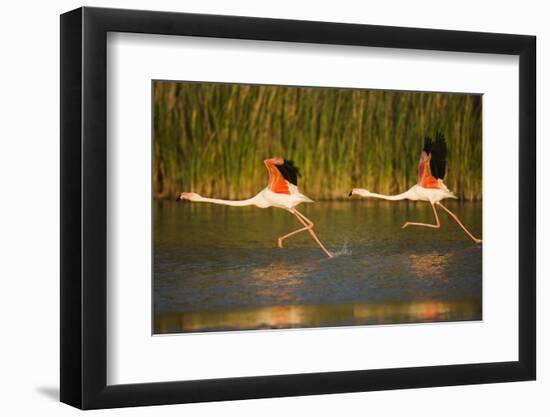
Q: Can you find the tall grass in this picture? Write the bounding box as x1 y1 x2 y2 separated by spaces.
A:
153 81 482 200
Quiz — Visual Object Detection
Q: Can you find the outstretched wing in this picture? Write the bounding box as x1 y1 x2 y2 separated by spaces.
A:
264 158 300 194
418 133 446 188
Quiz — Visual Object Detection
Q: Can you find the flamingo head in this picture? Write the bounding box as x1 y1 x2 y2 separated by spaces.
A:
176 192 201 202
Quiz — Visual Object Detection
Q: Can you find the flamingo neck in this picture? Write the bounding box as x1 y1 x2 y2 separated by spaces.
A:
195 195 260 207
365 190 411 201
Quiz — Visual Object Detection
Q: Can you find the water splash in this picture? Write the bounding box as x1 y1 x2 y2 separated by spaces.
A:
330 242 353 258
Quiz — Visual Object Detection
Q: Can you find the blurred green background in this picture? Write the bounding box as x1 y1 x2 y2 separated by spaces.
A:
153 81 482 200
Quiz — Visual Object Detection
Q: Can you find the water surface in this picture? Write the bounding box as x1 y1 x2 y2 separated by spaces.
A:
153 200 482 334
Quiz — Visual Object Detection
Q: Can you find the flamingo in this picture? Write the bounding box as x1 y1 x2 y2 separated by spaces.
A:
176 157 334 258
349 133 482 244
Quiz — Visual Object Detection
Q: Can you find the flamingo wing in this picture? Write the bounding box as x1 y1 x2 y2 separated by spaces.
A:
264 158 299 194
418 133 446 188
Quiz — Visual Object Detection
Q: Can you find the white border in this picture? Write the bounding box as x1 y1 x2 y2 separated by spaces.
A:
107 33 519 385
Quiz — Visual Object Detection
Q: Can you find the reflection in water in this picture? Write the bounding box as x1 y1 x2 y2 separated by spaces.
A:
409 251 452 279
154 200 483 334
155 299 482 334
250 261 315 304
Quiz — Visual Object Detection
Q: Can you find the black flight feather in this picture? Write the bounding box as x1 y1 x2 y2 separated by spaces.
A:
423 136 433 154
424 132 447 180
276 159 300 186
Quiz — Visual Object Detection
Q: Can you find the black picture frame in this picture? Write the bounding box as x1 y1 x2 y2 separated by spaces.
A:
60 6 536 410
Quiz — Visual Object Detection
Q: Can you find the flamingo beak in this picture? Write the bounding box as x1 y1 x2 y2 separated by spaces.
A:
175 195 181 202
348 190 353 197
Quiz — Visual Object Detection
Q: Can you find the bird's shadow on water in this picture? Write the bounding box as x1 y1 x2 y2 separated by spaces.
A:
35 386 59 401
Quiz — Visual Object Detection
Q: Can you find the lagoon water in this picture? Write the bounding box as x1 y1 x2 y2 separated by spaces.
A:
153 200 482 334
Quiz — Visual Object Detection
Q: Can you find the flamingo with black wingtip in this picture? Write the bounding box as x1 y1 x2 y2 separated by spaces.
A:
349 133 482 244
176 158 334 258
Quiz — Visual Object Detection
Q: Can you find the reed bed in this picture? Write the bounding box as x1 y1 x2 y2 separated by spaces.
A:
153 81 482 200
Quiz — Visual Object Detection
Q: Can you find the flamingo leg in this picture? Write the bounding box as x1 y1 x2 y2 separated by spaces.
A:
279 208 333 258
277 222 312 248
402 203 440 230
437 202 482 244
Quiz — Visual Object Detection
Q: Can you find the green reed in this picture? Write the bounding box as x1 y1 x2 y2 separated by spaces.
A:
153 81 482 200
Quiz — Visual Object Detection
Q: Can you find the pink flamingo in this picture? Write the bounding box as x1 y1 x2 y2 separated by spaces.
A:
177 158 333 258
350 133 482 244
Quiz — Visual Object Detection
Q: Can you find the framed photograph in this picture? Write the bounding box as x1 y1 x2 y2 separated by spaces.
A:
60 6 536 409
